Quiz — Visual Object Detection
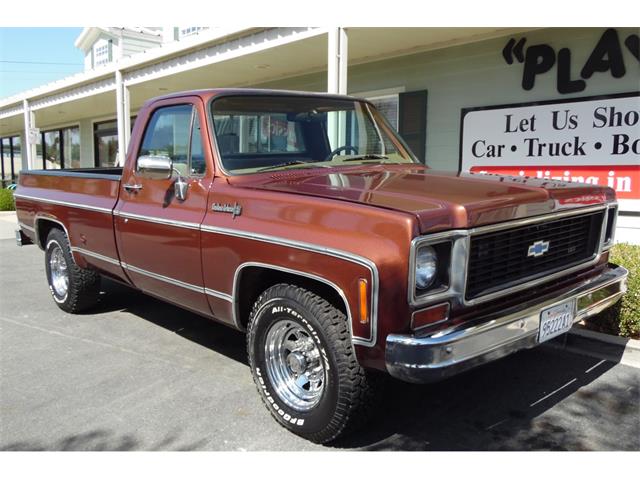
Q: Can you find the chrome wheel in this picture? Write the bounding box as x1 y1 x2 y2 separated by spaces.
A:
49 242 69 299
264 319 326 411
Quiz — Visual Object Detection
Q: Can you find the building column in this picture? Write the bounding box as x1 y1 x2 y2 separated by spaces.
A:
327 28 349 148
115 70 130 167
327 27 348 94
22 99 37 169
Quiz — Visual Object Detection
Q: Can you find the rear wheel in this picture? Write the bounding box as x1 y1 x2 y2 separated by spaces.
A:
247 283 378 444
44 228 100 313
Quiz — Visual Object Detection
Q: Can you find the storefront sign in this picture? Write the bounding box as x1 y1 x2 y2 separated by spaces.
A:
503 28 640 94
460 92 640 201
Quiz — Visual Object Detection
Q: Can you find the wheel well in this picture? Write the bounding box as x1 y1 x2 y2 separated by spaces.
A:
236 266 348 330
36 219 65 249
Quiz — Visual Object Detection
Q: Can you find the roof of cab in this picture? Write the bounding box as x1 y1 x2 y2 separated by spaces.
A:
145 88 365 105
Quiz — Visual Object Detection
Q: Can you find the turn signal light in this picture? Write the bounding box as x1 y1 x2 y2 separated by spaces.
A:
411 302 450 332
358 278 369 324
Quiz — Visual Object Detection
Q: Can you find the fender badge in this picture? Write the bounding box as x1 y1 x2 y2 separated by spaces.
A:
212 202 242 219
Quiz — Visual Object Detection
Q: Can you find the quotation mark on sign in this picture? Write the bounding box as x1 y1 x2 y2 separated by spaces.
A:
502 38 527 64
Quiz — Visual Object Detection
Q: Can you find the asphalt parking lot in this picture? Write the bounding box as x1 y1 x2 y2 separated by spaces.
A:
1 233 639 451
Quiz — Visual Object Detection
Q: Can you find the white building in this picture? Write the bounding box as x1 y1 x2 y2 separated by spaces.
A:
0 27 638 241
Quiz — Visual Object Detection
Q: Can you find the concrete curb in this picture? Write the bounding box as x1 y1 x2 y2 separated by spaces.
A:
549 326 640 369
570 326 640 349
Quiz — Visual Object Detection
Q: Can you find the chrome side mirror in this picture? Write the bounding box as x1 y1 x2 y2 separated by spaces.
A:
137 155 173 180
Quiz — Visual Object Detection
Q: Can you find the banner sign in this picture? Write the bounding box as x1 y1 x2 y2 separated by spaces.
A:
460 92 640 200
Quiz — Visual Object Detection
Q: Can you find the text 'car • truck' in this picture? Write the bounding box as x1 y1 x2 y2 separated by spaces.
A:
15 89 628 443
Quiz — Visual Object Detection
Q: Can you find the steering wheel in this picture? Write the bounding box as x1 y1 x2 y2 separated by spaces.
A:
325 145 358 161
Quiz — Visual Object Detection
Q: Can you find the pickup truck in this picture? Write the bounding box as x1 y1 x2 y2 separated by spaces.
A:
14 89 628 444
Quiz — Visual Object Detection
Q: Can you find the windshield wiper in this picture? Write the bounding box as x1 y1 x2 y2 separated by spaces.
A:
341 154 389 162
257 161 310 172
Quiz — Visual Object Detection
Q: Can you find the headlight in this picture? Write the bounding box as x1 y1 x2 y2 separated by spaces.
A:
415 245 437 290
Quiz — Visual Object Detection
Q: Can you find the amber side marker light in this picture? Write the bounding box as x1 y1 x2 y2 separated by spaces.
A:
358 278 369 324
411 302 450 332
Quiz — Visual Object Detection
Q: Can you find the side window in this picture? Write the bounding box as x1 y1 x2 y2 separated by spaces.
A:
139 104 205 176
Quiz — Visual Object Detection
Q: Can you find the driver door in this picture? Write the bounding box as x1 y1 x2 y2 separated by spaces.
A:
114 97 213 317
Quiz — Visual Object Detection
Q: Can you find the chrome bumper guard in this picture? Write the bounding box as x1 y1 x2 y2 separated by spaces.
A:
15 228 33 247
386 264 628 384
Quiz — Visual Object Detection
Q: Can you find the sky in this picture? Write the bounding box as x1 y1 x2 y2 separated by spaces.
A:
0 27 84 99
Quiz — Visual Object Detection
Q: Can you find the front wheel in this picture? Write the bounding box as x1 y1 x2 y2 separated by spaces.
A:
247 283 378 444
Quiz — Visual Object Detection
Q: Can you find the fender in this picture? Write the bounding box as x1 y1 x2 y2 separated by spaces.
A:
233 261 364 348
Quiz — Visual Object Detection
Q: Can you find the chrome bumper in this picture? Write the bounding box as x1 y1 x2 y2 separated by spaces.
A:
386 264 628 384
15 228 33 247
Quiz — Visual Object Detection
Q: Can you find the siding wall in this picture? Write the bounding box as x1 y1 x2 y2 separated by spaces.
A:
255 27 640 172
122 35 162 58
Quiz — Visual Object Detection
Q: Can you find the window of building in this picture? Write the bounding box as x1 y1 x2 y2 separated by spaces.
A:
1 137 17 185
43 130 61 169
39 126 80 169
179 27 206 38
368 94 399 131
94 118 136 167
1 136 22 185
94 120 118 167
93 39 112 68
139 105 205 176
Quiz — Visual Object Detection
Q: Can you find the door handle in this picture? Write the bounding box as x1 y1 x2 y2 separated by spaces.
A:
123 183 143 192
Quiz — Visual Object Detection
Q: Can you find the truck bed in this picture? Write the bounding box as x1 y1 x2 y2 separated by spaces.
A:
14 167 125 281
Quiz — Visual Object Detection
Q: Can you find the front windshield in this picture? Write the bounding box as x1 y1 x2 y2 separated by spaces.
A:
210 95 417 174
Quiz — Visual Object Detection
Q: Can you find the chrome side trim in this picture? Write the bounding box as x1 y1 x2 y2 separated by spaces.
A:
202 225 379 347
33 214 71 250
232 262 366 347
113 210 201 230
71 247 121 266
18 222 36 233
121 261 203 294
14 193 113 214
120 261 232 301
409 205 610 308
204 288 233 303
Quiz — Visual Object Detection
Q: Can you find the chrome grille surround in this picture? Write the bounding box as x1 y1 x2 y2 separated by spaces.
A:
409 204 612 308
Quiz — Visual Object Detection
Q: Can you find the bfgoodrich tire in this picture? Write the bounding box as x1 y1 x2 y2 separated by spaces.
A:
44 228 100 313
247 283 377 444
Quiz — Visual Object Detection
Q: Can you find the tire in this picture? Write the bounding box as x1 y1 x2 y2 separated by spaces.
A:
247 283 378 444
44 228 100 313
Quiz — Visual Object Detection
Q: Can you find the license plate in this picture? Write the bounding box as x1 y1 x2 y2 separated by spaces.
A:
538 300 575 343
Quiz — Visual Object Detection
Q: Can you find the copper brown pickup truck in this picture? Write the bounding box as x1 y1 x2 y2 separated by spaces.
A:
14 89 628 443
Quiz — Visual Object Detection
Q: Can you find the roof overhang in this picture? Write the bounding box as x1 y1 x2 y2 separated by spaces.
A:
74 27 108 51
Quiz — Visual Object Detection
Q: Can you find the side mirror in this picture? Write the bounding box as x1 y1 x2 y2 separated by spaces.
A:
137 155 173 180
174 176 188 201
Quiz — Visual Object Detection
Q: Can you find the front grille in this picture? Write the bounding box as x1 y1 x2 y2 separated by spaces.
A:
466 211 603 300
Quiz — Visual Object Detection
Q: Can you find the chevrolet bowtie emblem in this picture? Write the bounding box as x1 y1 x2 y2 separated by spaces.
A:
527 240 550 257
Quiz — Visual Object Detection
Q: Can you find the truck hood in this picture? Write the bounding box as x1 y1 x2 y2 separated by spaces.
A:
232 165 614 233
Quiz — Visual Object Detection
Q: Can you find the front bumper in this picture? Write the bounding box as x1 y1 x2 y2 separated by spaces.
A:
385 264 628 383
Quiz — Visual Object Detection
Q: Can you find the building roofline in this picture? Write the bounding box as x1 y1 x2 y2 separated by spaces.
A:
74 26 163 52
1 27 262 110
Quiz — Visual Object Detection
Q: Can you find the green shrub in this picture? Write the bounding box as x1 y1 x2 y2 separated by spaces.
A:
0 188 15 211
587 243 640 339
